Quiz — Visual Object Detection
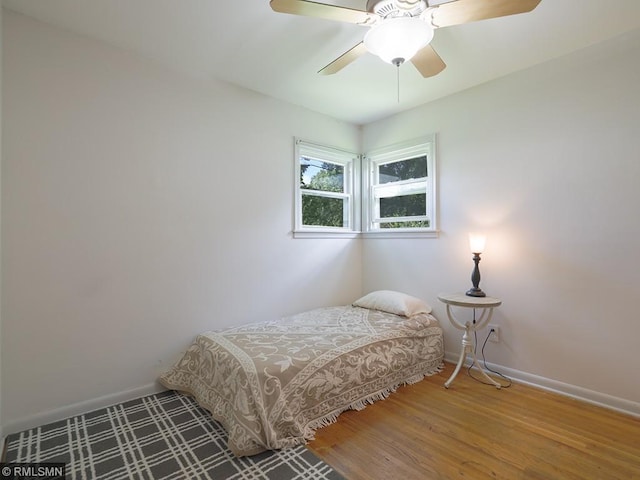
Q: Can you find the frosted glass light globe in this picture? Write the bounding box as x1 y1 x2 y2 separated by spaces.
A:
364 17 434 65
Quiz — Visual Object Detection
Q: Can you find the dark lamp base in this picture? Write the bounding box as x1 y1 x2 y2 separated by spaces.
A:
466 288 486 297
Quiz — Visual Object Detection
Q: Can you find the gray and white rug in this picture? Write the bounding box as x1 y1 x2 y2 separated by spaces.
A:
4 390 345 480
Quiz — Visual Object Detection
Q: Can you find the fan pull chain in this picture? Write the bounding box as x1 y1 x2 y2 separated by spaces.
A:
396 64 400 103
392 58 403 104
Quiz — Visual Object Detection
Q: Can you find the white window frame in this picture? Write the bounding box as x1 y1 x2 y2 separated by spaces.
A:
293 139 360 238
362 135 438 238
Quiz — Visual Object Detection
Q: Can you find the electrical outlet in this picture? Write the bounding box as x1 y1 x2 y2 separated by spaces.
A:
488 324 500 343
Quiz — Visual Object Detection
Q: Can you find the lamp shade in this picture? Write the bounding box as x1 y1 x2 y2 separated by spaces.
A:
469 233 486 254
364 17 434 65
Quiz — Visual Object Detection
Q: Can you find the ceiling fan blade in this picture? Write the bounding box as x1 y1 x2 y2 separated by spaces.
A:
411 45 446 78
318 42 368 75
430 0 541 28
270 0 378 25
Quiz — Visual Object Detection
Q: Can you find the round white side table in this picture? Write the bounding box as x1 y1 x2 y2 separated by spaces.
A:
437 293 502 389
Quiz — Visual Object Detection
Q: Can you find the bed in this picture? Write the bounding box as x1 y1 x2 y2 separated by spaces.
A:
159 290 444 456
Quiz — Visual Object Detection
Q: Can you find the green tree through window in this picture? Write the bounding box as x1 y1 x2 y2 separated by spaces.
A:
301 159 345 227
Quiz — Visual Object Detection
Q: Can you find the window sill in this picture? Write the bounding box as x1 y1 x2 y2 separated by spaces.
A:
292 230 439 239
361 230 439 239
292 230 360 239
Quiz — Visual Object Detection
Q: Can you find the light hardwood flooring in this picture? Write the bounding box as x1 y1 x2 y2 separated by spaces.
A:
308 362 640 480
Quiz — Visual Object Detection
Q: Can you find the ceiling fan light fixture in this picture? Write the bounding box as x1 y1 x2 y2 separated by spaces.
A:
364 16 434 65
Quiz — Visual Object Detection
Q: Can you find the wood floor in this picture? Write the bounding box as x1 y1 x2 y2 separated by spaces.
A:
308 362 640 480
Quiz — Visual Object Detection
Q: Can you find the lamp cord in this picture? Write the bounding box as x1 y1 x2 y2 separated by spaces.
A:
467 309 512 388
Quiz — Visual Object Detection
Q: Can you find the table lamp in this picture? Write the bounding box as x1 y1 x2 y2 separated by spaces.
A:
466 233 486 297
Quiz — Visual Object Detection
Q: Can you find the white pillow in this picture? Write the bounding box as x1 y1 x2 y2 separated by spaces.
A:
353 290 432 317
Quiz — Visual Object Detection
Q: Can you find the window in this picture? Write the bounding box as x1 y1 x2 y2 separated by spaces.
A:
293 136 436 238
294 139 359 237
364 136 437 236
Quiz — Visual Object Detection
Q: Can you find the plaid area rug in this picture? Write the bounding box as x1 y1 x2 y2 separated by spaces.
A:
4 390 344 480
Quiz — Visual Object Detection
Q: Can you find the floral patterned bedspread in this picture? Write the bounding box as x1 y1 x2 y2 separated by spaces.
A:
159 305 444 456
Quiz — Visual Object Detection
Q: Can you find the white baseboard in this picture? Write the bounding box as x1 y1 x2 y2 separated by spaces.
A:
444 351 640 418
3 382 166 437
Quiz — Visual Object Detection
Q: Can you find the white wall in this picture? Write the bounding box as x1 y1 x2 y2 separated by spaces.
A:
362 29 640 409
1 11 362 432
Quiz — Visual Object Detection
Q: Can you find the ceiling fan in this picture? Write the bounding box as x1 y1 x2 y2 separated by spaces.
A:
270 0 542 77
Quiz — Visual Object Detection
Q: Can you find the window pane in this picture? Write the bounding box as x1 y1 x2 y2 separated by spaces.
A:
380 193 426 218
300 157 344 193
302 194 346 227
378 156 427 184
381 220 430 229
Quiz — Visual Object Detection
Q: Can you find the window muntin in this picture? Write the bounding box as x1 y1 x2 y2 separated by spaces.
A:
294 140 358 234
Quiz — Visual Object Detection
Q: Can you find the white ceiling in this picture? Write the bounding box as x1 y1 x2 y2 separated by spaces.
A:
4 0 640 125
